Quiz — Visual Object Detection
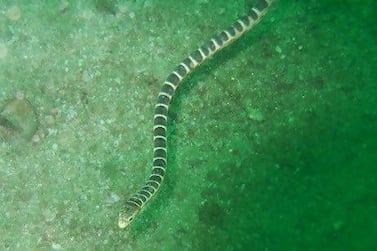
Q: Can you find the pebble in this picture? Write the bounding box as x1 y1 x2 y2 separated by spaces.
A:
6 5 22 21
248 108 264 122
0 94 39 142
0 43 8 59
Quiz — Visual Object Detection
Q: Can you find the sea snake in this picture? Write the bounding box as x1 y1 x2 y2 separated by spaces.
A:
119 0 273 229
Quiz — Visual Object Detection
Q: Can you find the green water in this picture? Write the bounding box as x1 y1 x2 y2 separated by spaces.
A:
0 0 376 250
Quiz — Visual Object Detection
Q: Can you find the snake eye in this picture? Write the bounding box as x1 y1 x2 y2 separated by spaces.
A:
128 217 134 222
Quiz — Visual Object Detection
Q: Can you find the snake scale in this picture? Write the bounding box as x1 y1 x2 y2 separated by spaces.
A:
119 0 273 229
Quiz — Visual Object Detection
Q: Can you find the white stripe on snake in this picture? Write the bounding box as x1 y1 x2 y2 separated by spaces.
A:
119 0 274 229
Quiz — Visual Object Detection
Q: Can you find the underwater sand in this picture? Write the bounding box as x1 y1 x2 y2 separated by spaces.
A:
1 1 376 250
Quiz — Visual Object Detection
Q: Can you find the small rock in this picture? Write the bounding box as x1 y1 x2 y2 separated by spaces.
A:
0 94 39 142
6 6 22 21
0 43 8 59
248 108 264 122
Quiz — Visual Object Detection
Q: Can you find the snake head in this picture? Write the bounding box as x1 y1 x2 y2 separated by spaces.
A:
118 202 140 229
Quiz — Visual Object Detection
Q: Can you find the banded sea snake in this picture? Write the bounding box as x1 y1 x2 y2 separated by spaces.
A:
119 0 273 229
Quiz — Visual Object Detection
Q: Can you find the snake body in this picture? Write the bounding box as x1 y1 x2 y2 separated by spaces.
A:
119 0 273 228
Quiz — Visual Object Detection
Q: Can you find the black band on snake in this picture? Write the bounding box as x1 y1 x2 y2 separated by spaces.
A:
119 0 273 229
